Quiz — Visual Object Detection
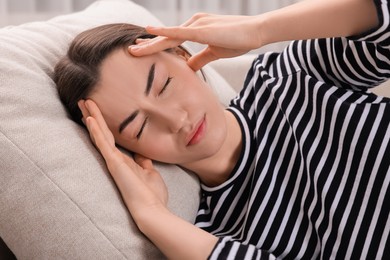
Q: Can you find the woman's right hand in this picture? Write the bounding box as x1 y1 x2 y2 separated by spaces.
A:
78 99 169 223
78 100 219 260
129 13 264 70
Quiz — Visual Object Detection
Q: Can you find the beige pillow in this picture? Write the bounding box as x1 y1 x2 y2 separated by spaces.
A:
0 0 236 259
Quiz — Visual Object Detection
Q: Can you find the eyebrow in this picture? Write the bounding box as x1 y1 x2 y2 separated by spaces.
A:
145 63 156 96
118 63 155 134
119 110 139 133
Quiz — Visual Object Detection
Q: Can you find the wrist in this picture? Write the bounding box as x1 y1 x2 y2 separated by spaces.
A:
253 13 273 47
133 205 217 260
131 204 170 232
132 205 169 233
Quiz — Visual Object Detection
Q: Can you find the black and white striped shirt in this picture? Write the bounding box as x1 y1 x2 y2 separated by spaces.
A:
196 0 390 259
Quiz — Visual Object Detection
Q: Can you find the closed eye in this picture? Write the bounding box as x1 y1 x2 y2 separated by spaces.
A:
159 76 173 96
136 117 148 140
137 77 172 139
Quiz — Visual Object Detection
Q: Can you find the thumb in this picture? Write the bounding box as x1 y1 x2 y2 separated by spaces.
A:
134 153 155 170
187 47 219 71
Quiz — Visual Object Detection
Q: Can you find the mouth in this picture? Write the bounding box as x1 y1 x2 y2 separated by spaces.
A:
187 115 206 146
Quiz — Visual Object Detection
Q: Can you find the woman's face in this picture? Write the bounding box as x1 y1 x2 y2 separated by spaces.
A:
89 48 227 164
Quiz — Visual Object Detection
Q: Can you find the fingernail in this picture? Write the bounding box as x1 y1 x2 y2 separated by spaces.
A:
85 116 92 128
130 45 140 51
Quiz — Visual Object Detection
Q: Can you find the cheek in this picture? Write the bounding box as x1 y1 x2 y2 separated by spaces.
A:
139 143 179 164
117 133 177 162
176 79 217 107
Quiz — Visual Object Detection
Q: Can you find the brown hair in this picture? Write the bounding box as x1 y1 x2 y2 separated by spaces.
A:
54 23 158 126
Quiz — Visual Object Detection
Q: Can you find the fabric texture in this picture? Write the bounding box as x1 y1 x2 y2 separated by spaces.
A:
197 0 390 259
0 0 236 259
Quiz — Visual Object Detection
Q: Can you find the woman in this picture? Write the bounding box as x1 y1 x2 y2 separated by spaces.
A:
55 0 390 259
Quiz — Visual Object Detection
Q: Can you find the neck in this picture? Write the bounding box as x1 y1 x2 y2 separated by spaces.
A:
180 110 242 187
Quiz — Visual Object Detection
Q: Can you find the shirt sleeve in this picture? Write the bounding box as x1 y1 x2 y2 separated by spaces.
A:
285 0 390 91
208 237 277 260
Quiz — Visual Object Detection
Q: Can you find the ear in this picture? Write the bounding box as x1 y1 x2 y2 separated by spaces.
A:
173 46 191 61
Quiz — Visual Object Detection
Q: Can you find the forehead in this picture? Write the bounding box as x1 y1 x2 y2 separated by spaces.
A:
99 48 153 86
88 49 150 129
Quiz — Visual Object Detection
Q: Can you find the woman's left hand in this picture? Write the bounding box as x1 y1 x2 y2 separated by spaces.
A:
129 13 262 71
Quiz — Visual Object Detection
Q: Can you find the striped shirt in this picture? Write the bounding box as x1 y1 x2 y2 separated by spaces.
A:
195 0 390 259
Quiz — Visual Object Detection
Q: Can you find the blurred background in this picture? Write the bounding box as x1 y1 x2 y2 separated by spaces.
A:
0 0 300 27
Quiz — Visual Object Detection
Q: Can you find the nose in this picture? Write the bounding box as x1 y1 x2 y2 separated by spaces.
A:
153 106 188 133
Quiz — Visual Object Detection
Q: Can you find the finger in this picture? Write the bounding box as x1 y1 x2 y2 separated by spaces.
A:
179 13 204 27
134 153 155 171
129 36 183 56
85 99 115 145
135 38 151 44
85 116 103 152
84 116 96 145
78 99 91 125
86 116 121 163
187 47 219 71
146 26 202 42
136 35 163 45
128 38 153 55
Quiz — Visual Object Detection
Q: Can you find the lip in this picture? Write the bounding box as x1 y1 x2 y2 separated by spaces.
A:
187 116 206 146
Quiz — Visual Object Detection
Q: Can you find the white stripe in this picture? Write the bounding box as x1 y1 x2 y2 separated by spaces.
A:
316 103 368 257
197 196 211 215
241 74 257 117
253 76 280 136
332 38 369 86
360 122 390 259
281 44 293 75
196 187 232 229
244 245 256 260
282 81 333 259
244 77 289 243
235 57 262 114
376 46 390 65
375 180 390 260
255 127 295 245
347 41 381 83
272 80 321 255
325 38 350 88
268 144 300 250
209 237 231 260
287 40 302 72
313 103 355 258
361 43 390 78
344 105 388 259
227 242 240 259
213 161 256 236
324 107 371 258
306 39 326 83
